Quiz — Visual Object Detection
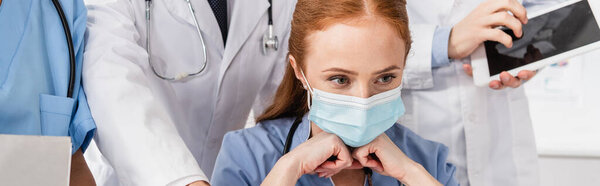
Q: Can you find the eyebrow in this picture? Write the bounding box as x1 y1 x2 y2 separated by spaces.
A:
373 65 402 75
321 65 402 75
322 68 358 75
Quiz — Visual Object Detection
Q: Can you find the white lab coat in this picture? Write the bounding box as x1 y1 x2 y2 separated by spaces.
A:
82 0 295 185
401 0 563 186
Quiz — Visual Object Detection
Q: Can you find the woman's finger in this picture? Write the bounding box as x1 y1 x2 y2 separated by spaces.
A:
334 141 355 169
352 147 382 170
363 158 384 172
352 145 371 165
347 160 364 169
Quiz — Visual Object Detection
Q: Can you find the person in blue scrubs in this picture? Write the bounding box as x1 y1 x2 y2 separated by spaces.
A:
211 0 459 185
0 0 96 184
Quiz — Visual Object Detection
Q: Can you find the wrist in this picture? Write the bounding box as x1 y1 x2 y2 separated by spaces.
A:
395 161 428 185
262 154 302 186
280 153 304 180
447 25 469 60
447 27 460 59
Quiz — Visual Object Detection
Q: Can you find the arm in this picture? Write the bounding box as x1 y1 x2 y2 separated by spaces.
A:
82 0 206 185
67 0 96 185
262 132 356 185
352 134 442 186
402 24 452 90
211 131 352 186
447 0 537 89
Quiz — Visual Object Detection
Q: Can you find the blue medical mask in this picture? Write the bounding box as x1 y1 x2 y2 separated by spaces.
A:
300 70 405 147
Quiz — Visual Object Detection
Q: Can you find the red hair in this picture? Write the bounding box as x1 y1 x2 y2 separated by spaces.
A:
257 0 412 122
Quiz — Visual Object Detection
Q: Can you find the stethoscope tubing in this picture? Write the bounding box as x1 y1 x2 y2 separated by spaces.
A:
51 0 76 98
144 0 278 81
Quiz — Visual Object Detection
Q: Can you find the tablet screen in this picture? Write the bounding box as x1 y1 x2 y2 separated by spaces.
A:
484 0 600 76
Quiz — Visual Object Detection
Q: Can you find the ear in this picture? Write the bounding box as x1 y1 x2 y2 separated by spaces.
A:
289 55 308 89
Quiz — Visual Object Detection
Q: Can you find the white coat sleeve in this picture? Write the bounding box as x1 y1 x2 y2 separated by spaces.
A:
402 24 437 90
82 0 207 185
523 0 567 12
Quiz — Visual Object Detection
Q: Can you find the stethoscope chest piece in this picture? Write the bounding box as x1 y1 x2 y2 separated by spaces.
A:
262 25 278 55
262 0 278 55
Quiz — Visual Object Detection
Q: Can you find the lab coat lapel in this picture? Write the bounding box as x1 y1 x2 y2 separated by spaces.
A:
162 0 225 50
217 0 269 84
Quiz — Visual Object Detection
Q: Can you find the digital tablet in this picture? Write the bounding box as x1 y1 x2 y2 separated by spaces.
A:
471 0 600 86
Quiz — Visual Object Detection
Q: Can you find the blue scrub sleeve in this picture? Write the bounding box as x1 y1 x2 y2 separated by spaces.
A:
431 26 453 68
211 132 262 185
69 89 96 153
68 0 96 154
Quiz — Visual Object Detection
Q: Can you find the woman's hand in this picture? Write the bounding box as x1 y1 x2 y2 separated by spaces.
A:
261 132 358 186
352 134 441 186
449 0 528 59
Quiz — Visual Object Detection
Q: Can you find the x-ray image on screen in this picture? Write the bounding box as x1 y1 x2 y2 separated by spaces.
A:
485 0 600 76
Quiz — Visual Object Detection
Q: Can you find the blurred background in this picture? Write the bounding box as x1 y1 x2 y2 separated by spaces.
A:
524 50 600 185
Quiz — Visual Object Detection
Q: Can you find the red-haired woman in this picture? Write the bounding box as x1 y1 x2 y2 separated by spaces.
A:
211 0 459 185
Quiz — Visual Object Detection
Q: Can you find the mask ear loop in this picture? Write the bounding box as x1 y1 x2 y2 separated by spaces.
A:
299 69 313 109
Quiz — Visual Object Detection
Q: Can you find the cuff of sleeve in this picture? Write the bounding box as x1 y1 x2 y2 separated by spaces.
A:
70 118 96 154
431 26 452 68
403 24 436 89
167 175 209 186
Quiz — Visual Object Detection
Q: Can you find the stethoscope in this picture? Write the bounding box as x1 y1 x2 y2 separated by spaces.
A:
282 116 303 154
51 0 76 98
262 0 278 55
144 0 278 81
283 116 374 185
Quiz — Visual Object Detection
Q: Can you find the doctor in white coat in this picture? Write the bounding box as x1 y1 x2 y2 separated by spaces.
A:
402 0 564 185
82 0 295 185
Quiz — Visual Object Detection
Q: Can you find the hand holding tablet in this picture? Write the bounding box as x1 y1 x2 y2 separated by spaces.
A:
471 0 600 87
448 0 528 60
448 0 535 89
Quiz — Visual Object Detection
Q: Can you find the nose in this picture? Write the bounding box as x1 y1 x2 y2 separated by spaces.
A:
356 82 372 98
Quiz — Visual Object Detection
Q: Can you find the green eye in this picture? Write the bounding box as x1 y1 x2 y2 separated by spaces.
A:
378 75 395 83
333 77 348 84
329 76 349 85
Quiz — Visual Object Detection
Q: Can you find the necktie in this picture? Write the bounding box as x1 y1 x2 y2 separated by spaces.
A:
207 0 228 45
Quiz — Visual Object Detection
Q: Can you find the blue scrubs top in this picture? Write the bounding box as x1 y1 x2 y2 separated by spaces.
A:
211 114 459 186
0 0 96 154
